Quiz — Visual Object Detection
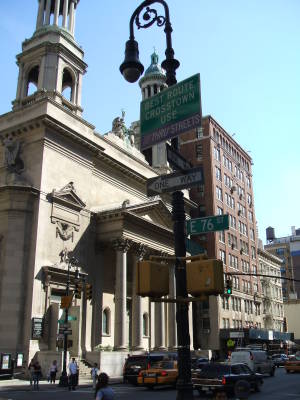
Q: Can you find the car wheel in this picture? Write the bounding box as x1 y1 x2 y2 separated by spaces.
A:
270 367 275 377
254 381 262 392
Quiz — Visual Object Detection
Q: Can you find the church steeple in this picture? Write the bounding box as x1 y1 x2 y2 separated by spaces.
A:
138 52 170 174
35 0 79 38
13 0 86 117
139 51 167 99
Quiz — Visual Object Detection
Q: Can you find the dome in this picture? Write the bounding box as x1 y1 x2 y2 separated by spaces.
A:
144 51 165 77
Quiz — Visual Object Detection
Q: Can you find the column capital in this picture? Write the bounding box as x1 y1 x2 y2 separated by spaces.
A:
133 243 148 260
112 238 131 253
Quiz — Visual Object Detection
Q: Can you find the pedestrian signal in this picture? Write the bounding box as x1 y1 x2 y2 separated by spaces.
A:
85 284 93 300
186 258 224 296
225 279 233 295
74 282 83 299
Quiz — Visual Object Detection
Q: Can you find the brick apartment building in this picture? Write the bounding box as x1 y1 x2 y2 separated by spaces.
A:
179 116 265 351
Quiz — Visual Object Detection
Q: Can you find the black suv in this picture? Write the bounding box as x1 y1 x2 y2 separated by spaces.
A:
192 362 264 396
123 352 177 385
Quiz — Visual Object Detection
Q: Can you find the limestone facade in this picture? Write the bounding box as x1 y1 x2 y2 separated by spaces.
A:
0 0 196 377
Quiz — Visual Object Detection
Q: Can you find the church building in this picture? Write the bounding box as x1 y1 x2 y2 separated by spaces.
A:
0 0 196 376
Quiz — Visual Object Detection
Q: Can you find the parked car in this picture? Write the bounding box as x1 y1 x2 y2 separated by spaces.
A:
123 352 177 385
230 349 275 376
271 353 289 367
137 360 178 389
285 352 300 373
191 357 209 370
192 362 264 396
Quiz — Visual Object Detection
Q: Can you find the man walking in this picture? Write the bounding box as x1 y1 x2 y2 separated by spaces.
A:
68 358 78 390
91 363 99 390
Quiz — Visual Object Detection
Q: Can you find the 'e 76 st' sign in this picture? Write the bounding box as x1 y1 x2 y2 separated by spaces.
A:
187 214 229 235
140 74 202 150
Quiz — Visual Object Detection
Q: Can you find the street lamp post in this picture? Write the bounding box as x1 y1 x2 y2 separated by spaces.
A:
59 252 80 387
120 2 194 399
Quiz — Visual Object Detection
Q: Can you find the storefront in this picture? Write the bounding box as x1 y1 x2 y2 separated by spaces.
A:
219 328 294 356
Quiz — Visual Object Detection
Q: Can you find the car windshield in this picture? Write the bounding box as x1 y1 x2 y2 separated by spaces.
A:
199 364 230 378
151 361 175 369
125 358 146 368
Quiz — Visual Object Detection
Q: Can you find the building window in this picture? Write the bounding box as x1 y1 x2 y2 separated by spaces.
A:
197 184 205 198
197 127 203 138
143 313 149 336
214 147 221 161
219 250 226 264
215 166 222 181
102 308 110 335
216 186 223 201
219 231 225 243
196 144 203 160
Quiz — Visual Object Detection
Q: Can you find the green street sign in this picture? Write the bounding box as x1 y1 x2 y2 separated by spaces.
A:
140 73 202 150
186 214 229 235
58 315 77 324
185 239 205 256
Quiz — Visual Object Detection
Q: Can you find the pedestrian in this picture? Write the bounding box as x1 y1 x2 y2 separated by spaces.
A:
68 357 78 390
49 360 58 384
95 372 114 400
91 363 99 389
28 358 35 386
32 361 42 390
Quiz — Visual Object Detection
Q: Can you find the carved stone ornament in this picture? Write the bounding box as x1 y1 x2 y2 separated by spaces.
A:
134 243 148 260
51 182 86 242
56 221 74 242
1 133 24 174
111 238 132 253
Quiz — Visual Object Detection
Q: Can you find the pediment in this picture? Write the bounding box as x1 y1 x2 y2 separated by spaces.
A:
51 182 86 211
124 199 173 230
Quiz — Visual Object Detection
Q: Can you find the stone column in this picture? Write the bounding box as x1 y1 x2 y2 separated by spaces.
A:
62 0 69 28
113 238 131 350
131 244 147 350
168 264 177 349
68 0 75 33
36 0 45 29
154 302 166 350
53 0 61 26
150 85 154 97
45 0 52 25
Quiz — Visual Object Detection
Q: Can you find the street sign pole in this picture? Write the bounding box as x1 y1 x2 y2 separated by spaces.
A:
172 191 194 399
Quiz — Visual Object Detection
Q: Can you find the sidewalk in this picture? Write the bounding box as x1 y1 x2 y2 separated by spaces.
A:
0 376 123 392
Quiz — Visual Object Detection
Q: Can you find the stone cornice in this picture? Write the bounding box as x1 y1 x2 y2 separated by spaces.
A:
258 247 283 265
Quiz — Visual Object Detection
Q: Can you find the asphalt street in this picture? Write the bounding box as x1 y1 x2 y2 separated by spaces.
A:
0 368 298 400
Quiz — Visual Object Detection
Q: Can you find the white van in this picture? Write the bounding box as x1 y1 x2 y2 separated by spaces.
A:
230 350 275 376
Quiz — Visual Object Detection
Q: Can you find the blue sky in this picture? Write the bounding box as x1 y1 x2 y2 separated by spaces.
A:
0 1 299 242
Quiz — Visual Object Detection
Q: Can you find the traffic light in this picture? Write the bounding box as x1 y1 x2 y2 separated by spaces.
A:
225 278 233 295
60 295 73 309
136 260 169 297
85 283 93 300
186 258 224 296
74 282 83 299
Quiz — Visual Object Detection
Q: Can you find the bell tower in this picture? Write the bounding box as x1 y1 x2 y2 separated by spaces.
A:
13 0 86 117
139 51 170 173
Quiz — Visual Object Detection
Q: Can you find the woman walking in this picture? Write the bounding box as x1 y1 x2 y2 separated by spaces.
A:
49 360 58 384
95 373 114 400
32 361 42 390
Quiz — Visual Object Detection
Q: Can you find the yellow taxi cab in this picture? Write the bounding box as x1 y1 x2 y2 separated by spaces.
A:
285 352 300 373
137 360 178 389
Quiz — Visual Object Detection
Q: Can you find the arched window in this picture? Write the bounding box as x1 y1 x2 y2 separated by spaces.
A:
143 313 149 337
62 68 74 102
102 308 110 335
26 65 39 96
